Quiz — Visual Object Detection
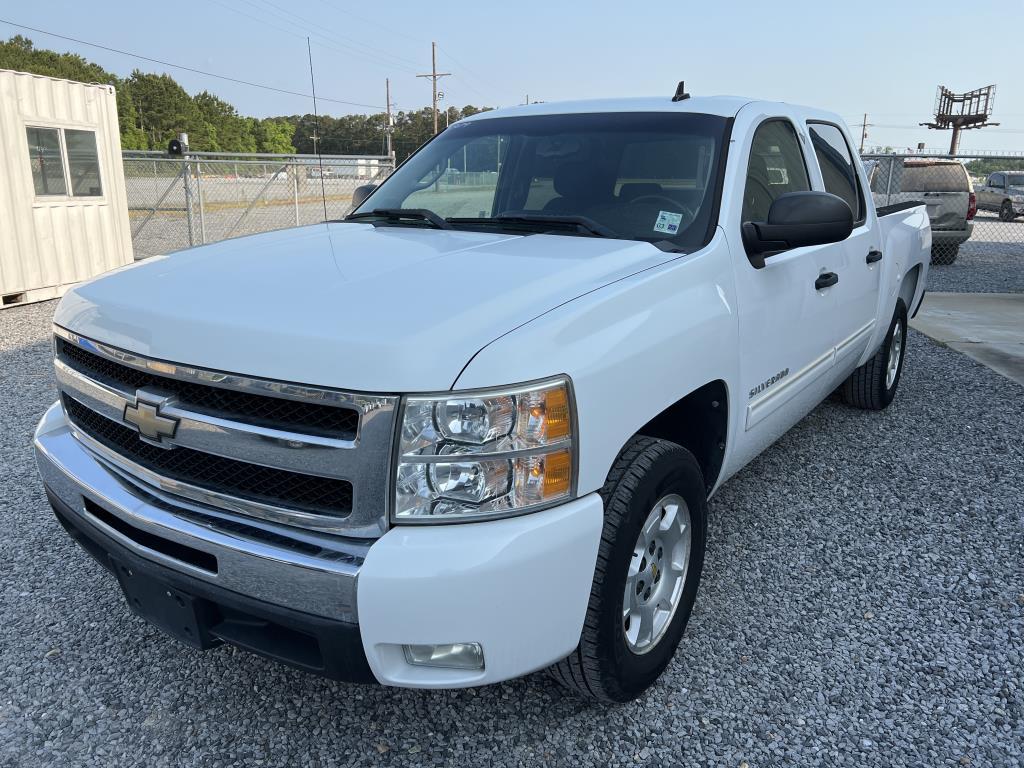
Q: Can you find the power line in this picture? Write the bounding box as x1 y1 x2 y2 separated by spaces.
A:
232 0 421 73
0 17 386 110
252 0 420 67
203 0 418 80
305 0 423 45
436 44 498 103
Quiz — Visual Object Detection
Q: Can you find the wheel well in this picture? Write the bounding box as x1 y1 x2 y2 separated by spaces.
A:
900 264 921 316
635 380 728 493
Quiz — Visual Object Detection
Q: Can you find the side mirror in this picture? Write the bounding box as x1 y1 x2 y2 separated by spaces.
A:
351 183 378 209
742 191 853 268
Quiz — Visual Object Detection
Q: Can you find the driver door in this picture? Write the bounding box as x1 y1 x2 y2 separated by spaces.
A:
729 115 844 464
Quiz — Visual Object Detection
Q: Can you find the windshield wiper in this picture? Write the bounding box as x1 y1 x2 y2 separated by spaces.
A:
447 213 619 239
344 208 452 230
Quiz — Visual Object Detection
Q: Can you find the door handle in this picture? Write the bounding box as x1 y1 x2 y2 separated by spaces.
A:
866 249 883 264
815 272 839 290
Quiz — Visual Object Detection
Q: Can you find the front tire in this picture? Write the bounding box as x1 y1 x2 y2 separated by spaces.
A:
999 200 1016 222
549 437 707 703
841 299 907 411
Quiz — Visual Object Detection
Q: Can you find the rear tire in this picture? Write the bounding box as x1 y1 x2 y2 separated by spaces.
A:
549 436 707 703
841 299 907 411
930 243 959 265
1000 200 1016 222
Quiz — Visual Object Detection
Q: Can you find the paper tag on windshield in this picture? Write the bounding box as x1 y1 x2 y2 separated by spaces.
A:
653 210 682 235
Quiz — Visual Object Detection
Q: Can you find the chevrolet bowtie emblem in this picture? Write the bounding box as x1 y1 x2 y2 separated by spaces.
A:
123 390 179 446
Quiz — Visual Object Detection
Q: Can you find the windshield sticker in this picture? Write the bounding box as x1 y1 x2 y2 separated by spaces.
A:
653 210 683 235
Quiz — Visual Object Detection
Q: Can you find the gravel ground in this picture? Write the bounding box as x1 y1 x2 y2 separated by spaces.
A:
929 213 1024 294
1 299 1022 768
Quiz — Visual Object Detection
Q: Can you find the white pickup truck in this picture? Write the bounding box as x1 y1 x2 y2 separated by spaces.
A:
34 93 931 702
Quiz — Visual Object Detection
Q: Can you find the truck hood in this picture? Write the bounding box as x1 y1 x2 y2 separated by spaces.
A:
55 222 671 391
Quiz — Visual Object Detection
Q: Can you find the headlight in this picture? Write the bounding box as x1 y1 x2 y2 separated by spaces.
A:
393 377 575 523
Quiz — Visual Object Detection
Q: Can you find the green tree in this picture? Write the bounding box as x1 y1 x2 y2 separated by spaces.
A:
0 35 146 149
194 91 256 152
964 158 1024 176
253 118 296 153
2 35 490 158
128 71 206 150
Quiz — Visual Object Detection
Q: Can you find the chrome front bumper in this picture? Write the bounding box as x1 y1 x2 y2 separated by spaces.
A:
34 402 365 623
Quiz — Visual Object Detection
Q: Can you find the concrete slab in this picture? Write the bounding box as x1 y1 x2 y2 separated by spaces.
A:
910 292 1024 386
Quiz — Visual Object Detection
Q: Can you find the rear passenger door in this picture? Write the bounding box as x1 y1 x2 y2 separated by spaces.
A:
806 122 880 368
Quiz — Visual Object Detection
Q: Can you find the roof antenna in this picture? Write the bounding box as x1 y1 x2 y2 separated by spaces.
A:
306 37 328 222
672 81 690 102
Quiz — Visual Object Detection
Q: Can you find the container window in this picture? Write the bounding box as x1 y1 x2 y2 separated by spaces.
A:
26 127 67 196
65 129 103 196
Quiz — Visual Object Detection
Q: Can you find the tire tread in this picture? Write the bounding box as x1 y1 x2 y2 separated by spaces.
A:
841 300 906 411
550 436 693 702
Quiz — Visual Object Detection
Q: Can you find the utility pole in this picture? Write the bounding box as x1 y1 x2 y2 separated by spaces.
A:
859 113 872 153
417 42 451 135
385 78 394 162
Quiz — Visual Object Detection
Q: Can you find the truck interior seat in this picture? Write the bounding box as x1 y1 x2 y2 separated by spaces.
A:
543 161 602 213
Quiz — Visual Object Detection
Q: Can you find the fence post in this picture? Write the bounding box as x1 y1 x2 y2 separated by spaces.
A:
293 173 300 227
196 161 207 245
182 158 195 247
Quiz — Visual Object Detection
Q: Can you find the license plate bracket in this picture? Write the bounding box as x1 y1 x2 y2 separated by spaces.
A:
111 557 221 650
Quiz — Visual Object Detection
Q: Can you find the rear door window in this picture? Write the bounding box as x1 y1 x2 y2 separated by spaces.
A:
808 123 864 222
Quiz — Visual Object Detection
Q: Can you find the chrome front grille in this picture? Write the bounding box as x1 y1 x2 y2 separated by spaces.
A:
53 326 399 537
56 338 360 439
62 396 355 516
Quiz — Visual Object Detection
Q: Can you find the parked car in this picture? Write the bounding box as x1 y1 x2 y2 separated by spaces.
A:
975 170 1024 221
866 157 975 265
35 94 931 702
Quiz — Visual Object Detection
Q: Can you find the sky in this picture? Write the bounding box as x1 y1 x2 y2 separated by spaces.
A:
2 0 1022 153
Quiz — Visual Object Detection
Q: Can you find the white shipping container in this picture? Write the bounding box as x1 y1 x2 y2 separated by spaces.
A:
0 69 133 310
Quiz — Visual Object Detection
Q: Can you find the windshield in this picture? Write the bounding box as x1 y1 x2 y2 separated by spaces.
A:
353 112 730 251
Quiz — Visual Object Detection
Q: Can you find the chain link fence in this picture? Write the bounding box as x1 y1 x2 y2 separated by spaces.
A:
861 153 1024 266
123 151 395 259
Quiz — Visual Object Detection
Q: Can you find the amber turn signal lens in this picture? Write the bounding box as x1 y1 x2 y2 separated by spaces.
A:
543 387 571 441
541 449 572 498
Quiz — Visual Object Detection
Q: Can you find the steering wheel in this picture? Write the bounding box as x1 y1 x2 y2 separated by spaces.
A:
629 194 695 225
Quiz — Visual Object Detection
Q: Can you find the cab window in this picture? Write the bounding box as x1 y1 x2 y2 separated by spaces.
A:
808 122 864 223
742 120 810 223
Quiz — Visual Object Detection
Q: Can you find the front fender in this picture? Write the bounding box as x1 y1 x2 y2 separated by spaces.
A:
454 233 740 497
